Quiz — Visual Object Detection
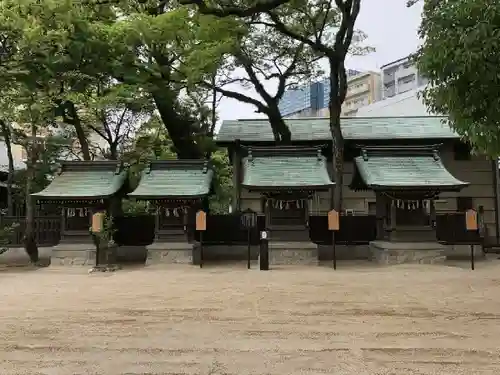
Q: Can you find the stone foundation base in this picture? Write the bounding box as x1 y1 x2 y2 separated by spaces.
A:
146 242 193 265
317 244 371 260
445 244 485 260
0 246 53 266
269 242 318 265
50 244 96 266
370 241 447 265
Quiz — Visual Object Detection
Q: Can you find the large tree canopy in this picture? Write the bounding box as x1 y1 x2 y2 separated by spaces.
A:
416 0 500 156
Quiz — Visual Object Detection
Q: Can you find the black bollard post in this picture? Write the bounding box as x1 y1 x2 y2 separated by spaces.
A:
470 244 474 270
259 230 269 271
199 231 204 269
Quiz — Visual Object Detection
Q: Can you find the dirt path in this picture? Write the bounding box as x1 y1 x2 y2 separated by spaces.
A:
0 262 500 374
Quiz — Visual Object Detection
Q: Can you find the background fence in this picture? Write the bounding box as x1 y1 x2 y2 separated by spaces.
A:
435 213 481 244
0 211 483 247
0 216 61 247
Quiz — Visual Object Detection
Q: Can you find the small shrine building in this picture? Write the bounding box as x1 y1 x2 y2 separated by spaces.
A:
127 160 214 263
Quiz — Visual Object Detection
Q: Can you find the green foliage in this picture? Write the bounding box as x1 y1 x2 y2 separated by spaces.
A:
0 222 20 254
90 213 116 245
209 150 233 214
415 0 500 156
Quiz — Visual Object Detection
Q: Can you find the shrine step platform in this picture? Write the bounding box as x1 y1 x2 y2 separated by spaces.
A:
51 243 96 266
146 242 193 265
268 241 318 265
370 241 447 265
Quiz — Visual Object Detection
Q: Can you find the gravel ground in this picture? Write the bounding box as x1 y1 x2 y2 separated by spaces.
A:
1 261 500 375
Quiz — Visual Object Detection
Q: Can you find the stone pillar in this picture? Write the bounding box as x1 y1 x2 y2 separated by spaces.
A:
389 199 396 231
429 199 436 227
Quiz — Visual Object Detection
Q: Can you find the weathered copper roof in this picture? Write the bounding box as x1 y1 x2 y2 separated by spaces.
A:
241 146 334 191
128 160 213 200
350 145 469 191
32 161 127 201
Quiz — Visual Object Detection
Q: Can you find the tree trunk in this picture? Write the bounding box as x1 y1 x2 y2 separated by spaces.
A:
152 90 203 159
329 64 345 212
57 100 91 161
109 142 118 160
0 120 14 216
330 112 344 212
74 118 92 161
268 106 292 144
24 124 39 264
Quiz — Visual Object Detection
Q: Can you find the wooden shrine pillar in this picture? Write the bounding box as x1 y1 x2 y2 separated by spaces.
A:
232 141 242 213
375 193 387 240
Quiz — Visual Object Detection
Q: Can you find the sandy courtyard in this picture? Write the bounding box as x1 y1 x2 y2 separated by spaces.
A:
1 262 500 375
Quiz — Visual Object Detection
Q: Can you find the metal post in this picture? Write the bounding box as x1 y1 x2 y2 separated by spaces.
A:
260 231 269 270
247 229 251 269
332 231 337 270
199 231 203 268
470 244 475 270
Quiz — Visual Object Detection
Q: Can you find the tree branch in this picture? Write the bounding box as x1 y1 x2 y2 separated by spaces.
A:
180 0 291 17
205 81 269 114
274 45 304 100
234 51 273 103
266 12 334 57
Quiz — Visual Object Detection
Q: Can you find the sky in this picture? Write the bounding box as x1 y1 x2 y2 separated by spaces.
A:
216 0 424 122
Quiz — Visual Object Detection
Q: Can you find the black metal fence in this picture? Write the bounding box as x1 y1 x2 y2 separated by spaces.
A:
113 215 156 246
309 215 378 245
435 213 481 244
193 214 266 245
0 211 485 248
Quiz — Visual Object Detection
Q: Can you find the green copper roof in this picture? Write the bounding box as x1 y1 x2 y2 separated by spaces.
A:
242 146 334 190
351 146 469 191
216 116 459 143
128 160 213 200
32 161 127 200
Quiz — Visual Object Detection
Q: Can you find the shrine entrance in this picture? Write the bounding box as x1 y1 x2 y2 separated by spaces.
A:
264 192 311 241
380 192 438 242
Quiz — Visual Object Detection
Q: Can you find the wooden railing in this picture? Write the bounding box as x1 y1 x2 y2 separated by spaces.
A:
0 216 61 246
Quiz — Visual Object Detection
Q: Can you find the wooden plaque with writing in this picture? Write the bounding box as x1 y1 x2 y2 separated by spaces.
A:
196 210 207 231
465 209 478 231
328 209 339 231
91 212 105 233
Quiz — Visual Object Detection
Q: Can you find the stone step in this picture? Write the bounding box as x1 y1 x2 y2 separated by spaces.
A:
370 241 447 265
268 241 318 265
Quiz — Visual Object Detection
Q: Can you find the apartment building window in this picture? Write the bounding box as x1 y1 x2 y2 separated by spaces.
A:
456 197 473 212
402 61 413 69
398 74 416 84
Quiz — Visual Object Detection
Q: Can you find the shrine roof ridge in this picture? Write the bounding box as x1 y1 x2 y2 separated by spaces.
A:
58 160 127 173
242 145 328 158
144 159 212 172
216 116 460 144
357 144 443 159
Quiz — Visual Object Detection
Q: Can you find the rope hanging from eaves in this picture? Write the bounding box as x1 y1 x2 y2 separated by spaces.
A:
265 197 307 210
